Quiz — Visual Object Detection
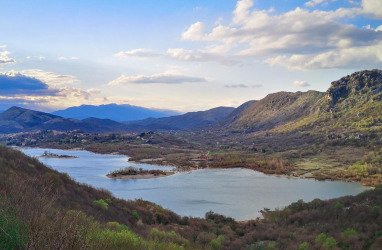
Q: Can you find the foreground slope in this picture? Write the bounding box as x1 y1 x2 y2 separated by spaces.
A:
1 146 382 249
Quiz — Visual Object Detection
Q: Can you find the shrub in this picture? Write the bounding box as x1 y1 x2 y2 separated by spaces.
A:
342 228 358 239
149 228 189 246
131 210 140 220
209 235 225 249
93 199 109 210
315 233 337 249
298 242 310 250
87 228 142 249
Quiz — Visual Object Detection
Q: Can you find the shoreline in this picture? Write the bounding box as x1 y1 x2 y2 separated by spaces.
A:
14 145 375 187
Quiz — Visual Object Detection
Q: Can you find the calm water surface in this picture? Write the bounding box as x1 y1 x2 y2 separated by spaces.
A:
18 147 368 220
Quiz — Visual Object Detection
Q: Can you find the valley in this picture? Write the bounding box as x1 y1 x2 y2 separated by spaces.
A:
1 69 382 249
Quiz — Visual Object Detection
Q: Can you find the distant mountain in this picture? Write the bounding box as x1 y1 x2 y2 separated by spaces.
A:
125 106 235 131
52 104 179 122
0 107 129 133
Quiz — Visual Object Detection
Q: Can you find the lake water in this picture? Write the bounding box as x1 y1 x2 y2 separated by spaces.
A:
18 147 369 221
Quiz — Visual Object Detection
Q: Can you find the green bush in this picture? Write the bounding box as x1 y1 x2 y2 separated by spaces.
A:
131 210 140 220
298 242 310 250
315 233 337 249
93 199 109 210
149 228 189 246
209 235 225 249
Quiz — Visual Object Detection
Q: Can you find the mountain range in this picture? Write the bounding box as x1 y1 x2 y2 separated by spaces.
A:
0 106 235 133
52 103 179 122
0 69 381 135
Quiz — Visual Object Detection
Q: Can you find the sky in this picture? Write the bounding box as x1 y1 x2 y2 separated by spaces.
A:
0 0 381 112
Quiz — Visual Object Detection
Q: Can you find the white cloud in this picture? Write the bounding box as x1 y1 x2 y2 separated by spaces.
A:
362 0 382 18
233 0 253 24
21 69 80 87
177 0 382 69
114 49 160 58
293 80 310 87
181 21 205 40
166 48 238 65
109 72 208 85
58 56 79 61
0 50 15 65
266 41 382 69
114 0 381 70
225 84 249 88
0 70 104 110
225 83 262 88
305 0 337 7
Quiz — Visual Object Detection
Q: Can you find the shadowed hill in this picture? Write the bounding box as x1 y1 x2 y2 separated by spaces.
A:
125 106 235 131
0 107 129 133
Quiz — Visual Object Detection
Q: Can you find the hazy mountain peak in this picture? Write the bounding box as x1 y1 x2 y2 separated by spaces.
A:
52 103 180 122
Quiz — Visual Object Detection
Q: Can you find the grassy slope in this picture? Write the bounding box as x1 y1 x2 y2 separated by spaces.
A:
1 146 382 249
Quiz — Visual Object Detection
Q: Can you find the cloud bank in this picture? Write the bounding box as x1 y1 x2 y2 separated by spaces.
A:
109 73 207 85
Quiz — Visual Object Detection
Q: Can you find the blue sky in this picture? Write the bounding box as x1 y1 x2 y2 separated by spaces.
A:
0 0 381 112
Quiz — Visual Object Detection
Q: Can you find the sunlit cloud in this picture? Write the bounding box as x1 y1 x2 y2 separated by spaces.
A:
114 49 160 58
21 69 80 87
109 72 207 85
0 47 15 65
293 80 310 87
225 84 263 88
175 0 382 69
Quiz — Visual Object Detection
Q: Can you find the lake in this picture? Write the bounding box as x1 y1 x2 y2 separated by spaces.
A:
18 147 369 221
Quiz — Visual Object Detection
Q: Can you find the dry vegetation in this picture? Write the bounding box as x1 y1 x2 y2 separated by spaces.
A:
1 146 382 249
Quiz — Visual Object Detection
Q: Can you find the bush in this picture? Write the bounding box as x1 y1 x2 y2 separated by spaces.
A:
131 210 140 220
315 233 337 249
342 228 358 239
209 235 225 249
149 228 189 246
93 199 109 210
298 242 310 250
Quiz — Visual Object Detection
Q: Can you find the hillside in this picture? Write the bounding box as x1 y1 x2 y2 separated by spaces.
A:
1 146 382 249
213 69 381 138
225 91 324 132
270 69 382 138
125 106 235 131
0 107 129 133
53 103 179 122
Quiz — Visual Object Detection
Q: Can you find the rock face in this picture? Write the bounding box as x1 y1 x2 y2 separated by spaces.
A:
326 69 382 107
